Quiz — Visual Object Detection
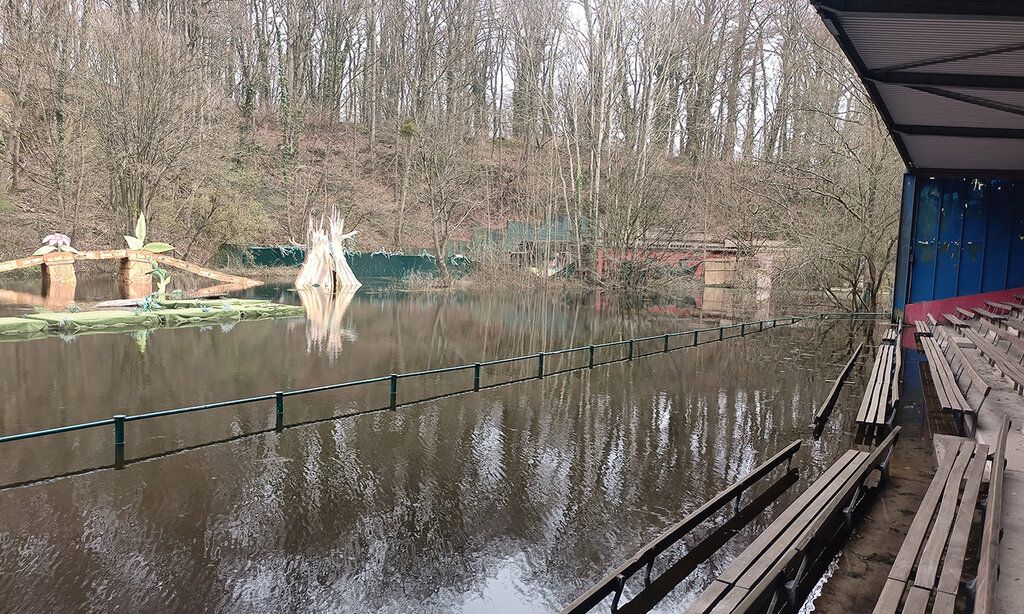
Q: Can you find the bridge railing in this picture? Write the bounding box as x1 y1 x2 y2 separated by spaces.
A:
0 311 889 472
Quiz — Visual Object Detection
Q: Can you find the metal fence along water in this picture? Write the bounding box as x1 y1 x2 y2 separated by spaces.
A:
0 311 887 472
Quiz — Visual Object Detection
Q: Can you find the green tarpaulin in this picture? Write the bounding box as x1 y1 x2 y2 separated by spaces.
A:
154 308 243 327
0 317 48 336
24 310 161 332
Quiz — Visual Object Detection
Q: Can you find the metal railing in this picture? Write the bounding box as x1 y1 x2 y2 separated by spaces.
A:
0 311 888 469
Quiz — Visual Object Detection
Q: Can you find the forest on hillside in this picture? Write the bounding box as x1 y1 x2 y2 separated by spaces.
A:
0 0 901 307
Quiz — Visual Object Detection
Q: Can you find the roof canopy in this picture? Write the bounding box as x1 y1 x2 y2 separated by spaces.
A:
811 1 1024 175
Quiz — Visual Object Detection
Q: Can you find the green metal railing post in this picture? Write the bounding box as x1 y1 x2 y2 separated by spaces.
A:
663 334 670 353
759 321 764 332
473 362 481 391
628 340 634 361
113 414 125 468
389 374 398 410
719 327 724 341
537 352 545 378
741 323 746 336
692 330 698 346
588 345 595 368
275 392 284 431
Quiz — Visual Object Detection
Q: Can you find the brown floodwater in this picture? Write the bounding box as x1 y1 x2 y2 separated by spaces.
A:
0 280 875 613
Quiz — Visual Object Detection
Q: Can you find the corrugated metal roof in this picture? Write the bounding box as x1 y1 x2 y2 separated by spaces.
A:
812 1 1024 173
904 135 1024 170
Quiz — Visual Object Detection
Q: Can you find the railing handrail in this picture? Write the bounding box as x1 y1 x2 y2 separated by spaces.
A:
0 311 889 452
560 439 802 614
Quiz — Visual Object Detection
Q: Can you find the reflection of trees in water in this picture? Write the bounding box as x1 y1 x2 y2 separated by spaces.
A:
297 289 357 362
0 296 871 611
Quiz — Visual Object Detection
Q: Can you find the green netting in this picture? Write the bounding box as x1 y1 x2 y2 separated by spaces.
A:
0 317 48 335
154 308 243 327
24 310 162 332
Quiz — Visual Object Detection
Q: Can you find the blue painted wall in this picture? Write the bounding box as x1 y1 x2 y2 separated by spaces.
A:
895 176 1024 312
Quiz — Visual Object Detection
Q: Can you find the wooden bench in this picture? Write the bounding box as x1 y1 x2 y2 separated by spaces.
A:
977 415 1012 614
973 307 1007 322
962 327 1024 393
814 343 864 425
914 321 931 337
956 307 977 320
975 318 1024 359
563 441 803 614
984 300 1016 313
856 342 896 428
921 335 974 423
874 416 1011 614
996 315 1024 337
926 328 992 434
873 439 989 614
943 313 970 329
687 428 901 614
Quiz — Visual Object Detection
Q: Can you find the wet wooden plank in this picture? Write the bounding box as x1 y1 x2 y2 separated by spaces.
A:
717 450 864 587
732 452 869 590
902 586 930 614
871 578 906 614
888 443 962 582
936 443 988 594
976 415 1012 614
913 442 976 590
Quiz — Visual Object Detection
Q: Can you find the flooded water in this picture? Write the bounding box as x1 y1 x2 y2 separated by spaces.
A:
0 279 873 613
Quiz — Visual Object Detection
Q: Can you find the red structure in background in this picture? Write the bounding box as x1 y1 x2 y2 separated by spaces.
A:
595 235 737 279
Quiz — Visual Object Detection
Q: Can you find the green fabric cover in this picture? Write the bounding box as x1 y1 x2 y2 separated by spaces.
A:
237 304 305 319
0 317 48 335
24 310 161 332
155 298 266 310
154 308 243 327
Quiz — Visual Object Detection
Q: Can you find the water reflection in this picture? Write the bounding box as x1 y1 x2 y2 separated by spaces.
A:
0 290 868 612
297 289 357 361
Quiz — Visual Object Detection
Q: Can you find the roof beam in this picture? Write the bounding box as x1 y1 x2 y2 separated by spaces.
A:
909 85 1024 117
868 71 1024 91
895 125 1024 139
815 1 1024 19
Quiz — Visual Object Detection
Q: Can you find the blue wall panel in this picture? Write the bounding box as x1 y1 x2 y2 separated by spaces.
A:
906 177 1024 305
909 181 941 303
958 182 985 296
935 180 964 298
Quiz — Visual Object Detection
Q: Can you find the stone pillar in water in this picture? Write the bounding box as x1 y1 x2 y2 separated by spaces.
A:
41 253 77 303
119 251 154 299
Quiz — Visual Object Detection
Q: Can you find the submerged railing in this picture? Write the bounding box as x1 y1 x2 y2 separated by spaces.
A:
0 311 888 470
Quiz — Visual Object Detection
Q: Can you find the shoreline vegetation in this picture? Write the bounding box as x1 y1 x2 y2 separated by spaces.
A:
1 1 899 314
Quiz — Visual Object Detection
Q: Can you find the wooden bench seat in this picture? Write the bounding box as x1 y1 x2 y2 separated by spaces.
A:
956 307 976 320
973 307 1007 322
920 335 973 420
977 416 1012 614
927 313 940 328
874 416 1011 614
934 327 992 410
975 318 1024 357
873 440 989 614
996 316 1024 337
962 327 1024 393
688 429 901 614
942 313 970 329
856 342 896 427
914 321 931 337
984 300 1016 313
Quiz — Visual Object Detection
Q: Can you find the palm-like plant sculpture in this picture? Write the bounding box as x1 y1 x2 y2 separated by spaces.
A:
146 258 172 295
33 233 80 256
124 213 175 253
